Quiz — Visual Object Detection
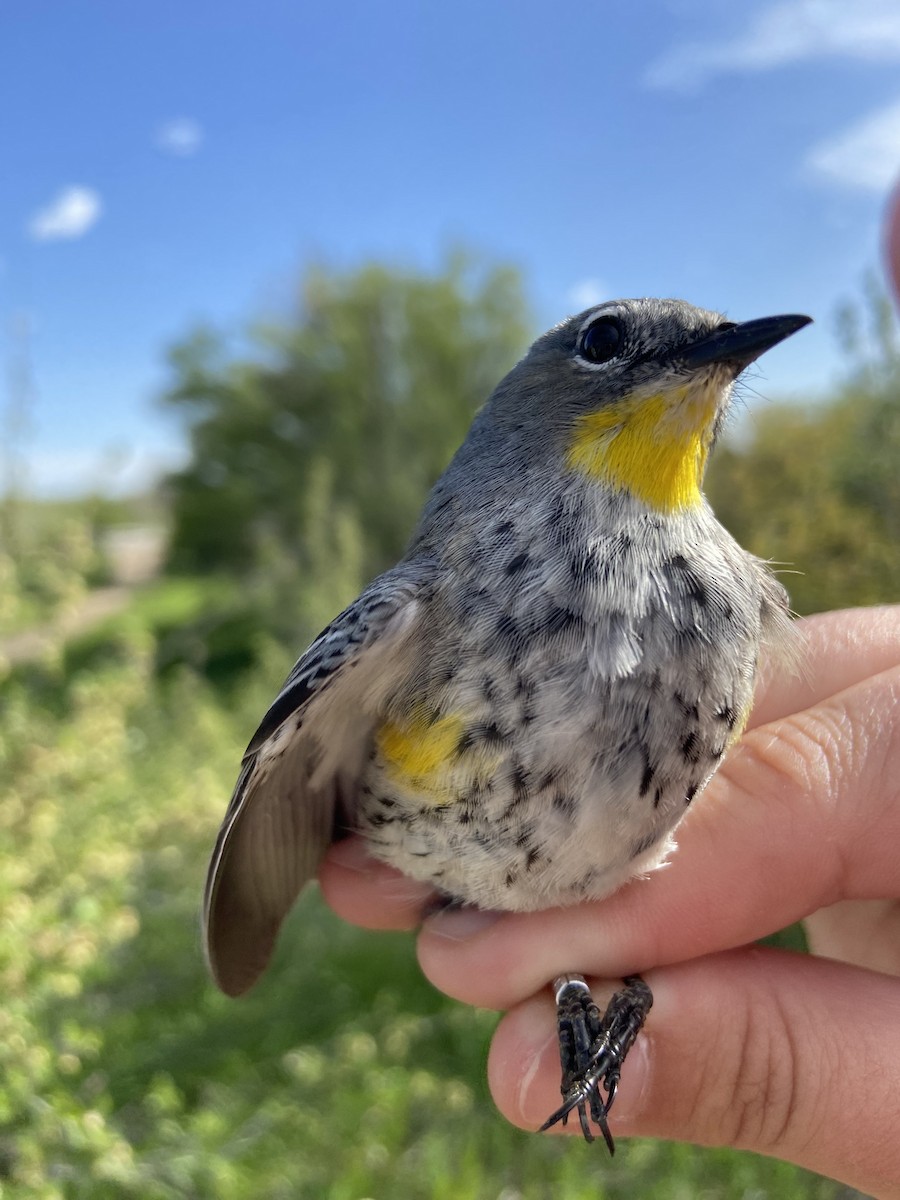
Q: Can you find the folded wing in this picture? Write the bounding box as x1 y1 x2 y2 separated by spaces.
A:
203 569 428 996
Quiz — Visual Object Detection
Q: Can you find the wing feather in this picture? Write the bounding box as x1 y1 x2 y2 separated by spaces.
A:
203 569 428 996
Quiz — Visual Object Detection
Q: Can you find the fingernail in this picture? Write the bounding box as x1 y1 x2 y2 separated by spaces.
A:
425 906 502 940
514 1010 559 1127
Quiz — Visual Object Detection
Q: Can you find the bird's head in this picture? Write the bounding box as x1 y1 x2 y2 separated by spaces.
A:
489 298 811 515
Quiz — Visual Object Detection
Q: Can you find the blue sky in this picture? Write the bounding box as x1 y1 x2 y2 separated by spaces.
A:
2 0 900 496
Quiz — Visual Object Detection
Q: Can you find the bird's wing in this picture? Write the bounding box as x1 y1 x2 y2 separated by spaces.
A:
203 567 430 997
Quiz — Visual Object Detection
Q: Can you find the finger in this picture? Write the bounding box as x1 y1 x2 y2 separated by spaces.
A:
489 949 900 1198
318 836 437 930
748 605 900 730
418 663 900 1008
804 898 900 975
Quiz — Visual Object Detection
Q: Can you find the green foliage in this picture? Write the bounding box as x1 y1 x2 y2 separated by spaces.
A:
162 255 531 585
707 297 900 615
0 504 105 636
0 493 166 642
1 636 844 1197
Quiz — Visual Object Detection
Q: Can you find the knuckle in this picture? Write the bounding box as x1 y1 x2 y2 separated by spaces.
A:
726 971 800 1152
663 960 832 1158
680 960 803 1152
728 706 859 896
738 708 844 809
740 669 900 823
734 670 900 896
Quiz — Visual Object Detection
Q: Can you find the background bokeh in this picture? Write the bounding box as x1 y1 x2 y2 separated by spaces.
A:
2 3 899 1197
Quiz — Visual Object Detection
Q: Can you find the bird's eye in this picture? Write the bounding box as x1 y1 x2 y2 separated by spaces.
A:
578 317 623 365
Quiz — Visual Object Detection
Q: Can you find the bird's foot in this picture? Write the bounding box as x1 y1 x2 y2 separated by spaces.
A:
539 973 653 1153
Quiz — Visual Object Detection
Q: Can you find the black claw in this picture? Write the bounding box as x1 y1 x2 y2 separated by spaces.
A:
578 1105 593 1143
596 1107 615 1156
540 974 653 1152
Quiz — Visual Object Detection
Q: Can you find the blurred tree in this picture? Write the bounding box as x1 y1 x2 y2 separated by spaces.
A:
163 260 897 657
708 282 900 614
162 255 531 588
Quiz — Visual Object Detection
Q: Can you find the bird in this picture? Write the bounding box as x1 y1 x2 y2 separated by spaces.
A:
203 297 812 1150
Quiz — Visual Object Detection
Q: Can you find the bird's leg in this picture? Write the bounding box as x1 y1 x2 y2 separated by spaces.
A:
539 973 653 1152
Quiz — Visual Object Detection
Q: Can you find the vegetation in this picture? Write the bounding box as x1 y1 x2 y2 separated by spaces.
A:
0 499 115 637
707 282 900 614
162 255 530 581
2 257 896 1198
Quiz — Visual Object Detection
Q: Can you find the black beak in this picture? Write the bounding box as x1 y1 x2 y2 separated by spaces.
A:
679 313 812 372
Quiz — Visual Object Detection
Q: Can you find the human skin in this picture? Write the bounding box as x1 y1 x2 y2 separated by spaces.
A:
317 187 900 1197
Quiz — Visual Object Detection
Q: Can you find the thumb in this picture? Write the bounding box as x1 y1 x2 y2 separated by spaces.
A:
489 948 900 1198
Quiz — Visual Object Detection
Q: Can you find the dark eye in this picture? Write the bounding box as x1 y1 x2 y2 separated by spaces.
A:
578 317 623 364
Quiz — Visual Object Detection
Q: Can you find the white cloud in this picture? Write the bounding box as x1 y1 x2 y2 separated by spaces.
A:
806 97 900 190
27 186 102 241
646 0 900 89
156 117 204 156
566 278 608 311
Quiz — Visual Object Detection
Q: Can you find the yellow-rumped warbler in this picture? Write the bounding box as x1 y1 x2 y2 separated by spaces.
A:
203 298 811 1149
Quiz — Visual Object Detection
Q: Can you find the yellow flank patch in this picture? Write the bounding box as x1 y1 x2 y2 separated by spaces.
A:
727 699 753 748
566 387 718 513
377 711 464 788
375 710 501 805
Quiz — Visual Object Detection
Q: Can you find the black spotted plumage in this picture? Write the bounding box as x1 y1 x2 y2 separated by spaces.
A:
203 299 806 1030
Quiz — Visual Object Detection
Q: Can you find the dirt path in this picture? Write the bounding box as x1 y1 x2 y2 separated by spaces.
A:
0 586 134 666
1 524 166 668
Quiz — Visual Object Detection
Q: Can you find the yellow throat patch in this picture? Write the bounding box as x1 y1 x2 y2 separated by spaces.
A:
566 385 719 513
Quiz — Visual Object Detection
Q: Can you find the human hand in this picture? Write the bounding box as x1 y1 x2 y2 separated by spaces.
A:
320 605 900 1197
